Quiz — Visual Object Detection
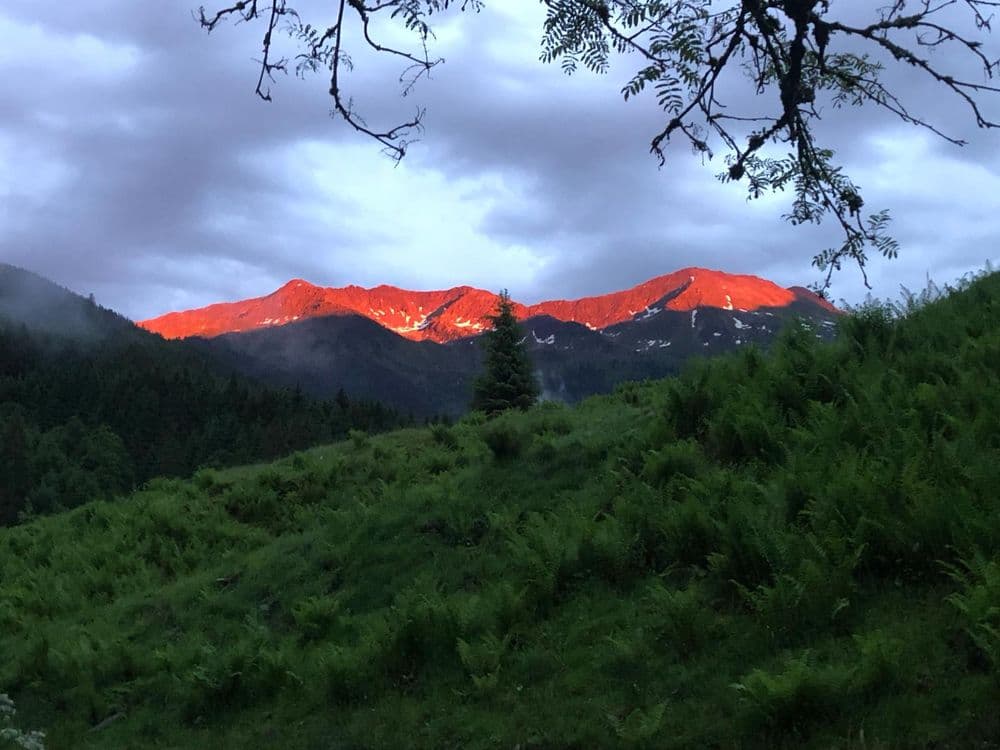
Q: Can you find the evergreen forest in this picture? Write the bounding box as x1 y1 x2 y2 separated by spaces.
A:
0 308 405 526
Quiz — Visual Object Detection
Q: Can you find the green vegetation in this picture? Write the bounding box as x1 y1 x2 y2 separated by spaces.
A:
471 290 539 415
1 694 45 749
1 272 998 749
0 320 404 525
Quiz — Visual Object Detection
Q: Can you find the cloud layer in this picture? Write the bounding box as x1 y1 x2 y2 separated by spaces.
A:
1 0 998 319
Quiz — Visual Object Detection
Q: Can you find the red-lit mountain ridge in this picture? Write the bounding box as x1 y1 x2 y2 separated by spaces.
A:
138 267 837 343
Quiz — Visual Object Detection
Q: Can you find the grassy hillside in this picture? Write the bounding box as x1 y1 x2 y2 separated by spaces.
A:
1 272 998 749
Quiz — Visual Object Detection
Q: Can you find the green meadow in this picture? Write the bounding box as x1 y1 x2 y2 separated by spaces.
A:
2 272 998 749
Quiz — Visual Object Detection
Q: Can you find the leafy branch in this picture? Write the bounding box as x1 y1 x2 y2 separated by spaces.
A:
199 0 999 288
539 0 999 290
196 0 483 160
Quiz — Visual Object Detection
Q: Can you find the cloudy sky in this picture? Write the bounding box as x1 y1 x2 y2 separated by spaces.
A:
1 0 998 321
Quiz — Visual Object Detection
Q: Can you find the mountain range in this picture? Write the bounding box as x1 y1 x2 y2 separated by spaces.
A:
139 267 837 343
139 268 841 416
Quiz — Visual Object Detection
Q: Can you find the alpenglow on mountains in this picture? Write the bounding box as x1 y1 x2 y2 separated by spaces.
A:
138 268 840 417
138 267 837 343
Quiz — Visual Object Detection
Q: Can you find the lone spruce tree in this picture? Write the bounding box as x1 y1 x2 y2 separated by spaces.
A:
471 290 539 416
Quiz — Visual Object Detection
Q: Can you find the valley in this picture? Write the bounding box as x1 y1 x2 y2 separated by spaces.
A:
0 267 997 749
140 269 841 416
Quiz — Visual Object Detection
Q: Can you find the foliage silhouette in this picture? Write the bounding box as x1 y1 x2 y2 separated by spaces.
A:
198 1 998 288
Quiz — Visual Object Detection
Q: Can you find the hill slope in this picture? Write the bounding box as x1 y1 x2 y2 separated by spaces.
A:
0 265 404 524
1 272 997 749
0 264 138 341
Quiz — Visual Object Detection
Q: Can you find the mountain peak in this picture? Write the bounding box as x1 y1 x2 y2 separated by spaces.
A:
276 278 318 292
138 268 838 343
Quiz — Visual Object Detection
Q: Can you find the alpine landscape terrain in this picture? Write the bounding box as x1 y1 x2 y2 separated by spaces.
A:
1 262 998 748
4 0 1000 746
138 268 840 417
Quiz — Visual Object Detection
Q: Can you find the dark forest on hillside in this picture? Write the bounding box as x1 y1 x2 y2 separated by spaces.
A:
0 319 405 525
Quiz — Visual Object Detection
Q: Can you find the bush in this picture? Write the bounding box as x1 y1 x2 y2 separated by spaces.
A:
481 421 529 461
429 423 459 450
456 632 510 694
222 483 283 527
733 653 852 736
838 300 898 357
945 553 1000 675
704 398 784 465
646 581 717 657
641 439 706 484
291 595 343 642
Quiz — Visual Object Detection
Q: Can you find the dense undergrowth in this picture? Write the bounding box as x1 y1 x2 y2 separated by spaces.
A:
1 272 998 749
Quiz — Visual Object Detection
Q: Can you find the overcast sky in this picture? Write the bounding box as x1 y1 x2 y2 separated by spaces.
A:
1 0 998 320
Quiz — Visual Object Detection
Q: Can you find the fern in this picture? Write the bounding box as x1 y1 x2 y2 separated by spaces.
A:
944 553 1000 673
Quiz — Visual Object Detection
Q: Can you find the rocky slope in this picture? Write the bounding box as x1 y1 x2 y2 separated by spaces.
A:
139 268 838 343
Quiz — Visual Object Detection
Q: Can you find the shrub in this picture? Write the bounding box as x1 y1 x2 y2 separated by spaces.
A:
531 403 573 435
578 514 638 586
482 421 529 461
614 380 645 407
838 300 898 357
664 368 717 439
652 493 720 569
851 630 906 696
641 439 706 484
192 468 222 494
529 435 559 465
456 632 510 694
646 581 717 657
291 595 343 642
606 701 667 745
945 553 1000 675
732 652 852 736
704 399 784 465
505 512 584 608
179 638 297 721
429 423 459 449
322 642 378 703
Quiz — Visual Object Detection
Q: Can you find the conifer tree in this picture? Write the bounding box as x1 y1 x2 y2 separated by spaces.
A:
471 290 539 416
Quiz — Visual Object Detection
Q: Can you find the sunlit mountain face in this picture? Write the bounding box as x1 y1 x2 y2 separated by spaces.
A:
138 267 838 343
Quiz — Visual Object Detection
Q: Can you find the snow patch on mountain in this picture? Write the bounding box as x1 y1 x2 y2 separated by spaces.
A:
637 338 672 351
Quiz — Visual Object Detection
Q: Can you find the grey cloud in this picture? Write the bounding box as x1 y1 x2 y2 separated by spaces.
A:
0 0 998 320
1 0 361 316
410 2 1000 303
